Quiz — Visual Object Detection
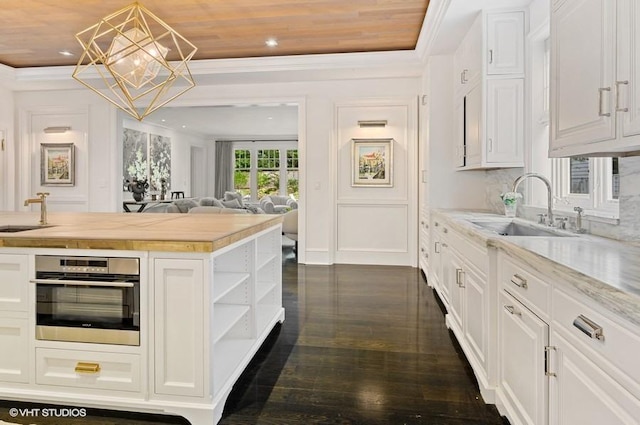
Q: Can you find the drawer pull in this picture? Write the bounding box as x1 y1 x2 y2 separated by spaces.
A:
434 242 441 253
456 268 465 287
443 228 448 234
75 362 101 374
573 315 605 341
510 274 528 289
503 305 521 317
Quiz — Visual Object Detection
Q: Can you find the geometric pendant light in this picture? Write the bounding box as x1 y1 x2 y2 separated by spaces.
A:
72 2 197 121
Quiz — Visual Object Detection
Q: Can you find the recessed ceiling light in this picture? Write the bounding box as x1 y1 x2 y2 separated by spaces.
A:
265 38 278 47
182 125 187 128
161 119 166 122
59 50 74 56
267 117 273 120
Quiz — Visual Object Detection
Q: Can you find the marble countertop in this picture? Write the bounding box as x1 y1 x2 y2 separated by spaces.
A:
432 210 640 328
0 212 283 252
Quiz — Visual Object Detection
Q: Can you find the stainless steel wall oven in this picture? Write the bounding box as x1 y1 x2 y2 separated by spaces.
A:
34 255 140 346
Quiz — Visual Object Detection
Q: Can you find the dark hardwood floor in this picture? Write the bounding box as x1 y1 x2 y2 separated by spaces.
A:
0 247 507 425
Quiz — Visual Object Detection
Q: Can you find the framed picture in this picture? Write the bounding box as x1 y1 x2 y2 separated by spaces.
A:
41 143 75 186
351 138 393 187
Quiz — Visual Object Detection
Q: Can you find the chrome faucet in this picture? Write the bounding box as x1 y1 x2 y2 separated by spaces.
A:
512 173 554 226
24 192 49 225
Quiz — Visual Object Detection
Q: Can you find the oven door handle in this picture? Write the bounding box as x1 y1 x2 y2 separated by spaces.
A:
31 279 135 288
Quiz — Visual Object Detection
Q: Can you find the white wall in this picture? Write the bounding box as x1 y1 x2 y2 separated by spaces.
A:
4 75 421 266
425 55 489 210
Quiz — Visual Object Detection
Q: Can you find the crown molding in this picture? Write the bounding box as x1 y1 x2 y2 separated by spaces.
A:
414 0 453 62
5 50 425 91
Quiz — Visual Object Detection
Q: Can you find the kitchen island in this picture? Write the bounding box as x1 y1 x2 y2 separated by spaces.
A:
0 212 284 425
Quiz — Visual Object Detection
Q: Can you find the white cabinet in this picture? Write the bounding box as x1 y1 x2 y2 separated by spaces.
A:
0 254 29 312
454 13 482 97
486 78 524 164
487 11 525 75
550 331 640 425
0 254 29 384
498 290 549 425
455 9 525 169
419 210 430 276
153 258 205 397
430 217 491 397
0 318 29 383
550 286 640 425
550 0 640 156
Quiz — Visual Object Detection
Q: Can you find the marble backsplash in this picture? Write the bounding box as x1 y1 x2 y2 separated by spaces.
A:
483 157 640 242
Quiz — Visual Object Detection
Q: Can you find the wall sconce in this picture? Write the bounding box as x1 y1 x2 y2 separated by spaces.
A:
44 126 72 134
72 2 197 121
358 120 388 128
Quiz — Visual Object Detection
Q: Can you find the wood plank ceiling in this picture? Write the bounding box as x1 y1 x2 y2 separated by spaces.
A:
0 0 429 68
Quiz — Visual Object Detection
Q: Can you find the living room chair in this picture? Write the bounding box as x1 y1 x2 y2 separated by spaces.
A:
281 209 298 256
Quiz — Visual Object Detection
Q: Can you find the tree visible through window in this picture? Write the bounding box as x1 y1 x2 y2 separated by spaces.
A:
234 149 251 197
287 149 299 199
257 149 280 199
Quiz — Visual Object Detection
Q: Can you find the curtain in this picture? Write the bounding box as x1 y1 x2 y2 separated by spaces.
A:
214 141 234 198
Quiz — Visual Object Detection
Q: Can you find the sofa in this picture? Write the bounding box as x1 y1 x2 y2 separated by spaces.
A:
259 195 298 214
143 193 263 214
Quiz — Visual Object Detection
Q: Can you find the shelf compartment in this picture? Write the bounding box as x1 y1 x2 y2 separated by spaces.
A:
212 338 254 395
212 305 251 344
212 272 251 303
256 279 278 303
257 252 277 271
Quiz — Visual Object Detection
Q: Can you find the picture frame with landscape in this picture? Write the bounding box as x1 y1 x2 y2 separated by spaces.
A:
351 138 393 187
40 143 75 186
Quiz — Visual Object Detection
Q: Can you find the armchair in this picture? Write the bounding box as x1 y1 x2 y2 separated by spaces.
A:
259 195 298 214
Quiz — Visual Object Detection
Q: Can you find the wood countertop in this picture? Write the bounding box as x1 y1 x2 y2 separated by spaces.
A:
0 212 283 252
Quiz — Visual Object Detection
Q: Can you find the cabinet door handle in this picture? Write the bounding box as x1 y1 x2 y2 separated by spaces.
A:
489 49 493 64
503 305 521 317
616 80 629 112
488 138 493 152
545 346 557 377
456 268 465 287
443 227 448 234
573 314 605 341
598 87 611 117
510 274 528 289
75 362 101 374
434 242 441 253
461 69 468 84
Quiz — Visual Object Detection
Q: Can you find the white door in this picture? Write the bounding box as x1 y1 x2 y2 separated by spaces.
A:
499 290 549 425
486 78 524 164
550 0 616 153
549 330 640 425
487 11 525 75
618 0 640 139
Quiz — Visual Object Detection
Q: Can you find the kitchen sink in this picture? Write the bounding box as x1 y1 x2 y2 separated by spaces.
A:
0 225 52 233
470 220 567 237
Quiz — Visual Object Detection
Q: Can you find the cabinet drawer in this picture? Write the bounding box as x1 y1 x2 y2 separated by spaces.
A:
499 255 550 319
552 288 640 393
448 229 487 276
36 348 141 393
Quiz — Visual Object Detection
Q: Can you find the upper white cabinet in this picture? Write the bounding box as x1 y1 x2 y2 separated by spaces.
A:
550 0 640 156
487 12 525 75
455 9 526 170
454 14 483 98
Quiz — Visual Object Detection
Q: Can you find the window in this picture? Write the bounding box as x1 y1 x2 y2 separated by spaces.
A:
286 149 299 199
257 149 280 199
231 141 298 201
233 149 251 197
526 33 619 219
